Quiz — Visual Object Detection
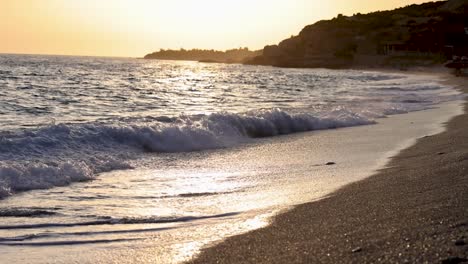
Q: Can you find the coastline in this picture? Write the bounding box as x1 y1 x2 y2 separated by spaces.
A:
188 72 468 263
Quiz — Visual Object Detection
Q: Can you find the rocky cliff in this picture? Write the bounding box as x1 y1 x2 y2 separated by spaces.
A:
246 0 468 68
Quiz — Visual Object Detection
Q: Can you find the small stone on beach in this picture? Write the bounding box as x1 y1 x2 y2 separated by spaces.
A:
326 162 336 166
454 239 465 246
441 256 468 264
351 247 362 253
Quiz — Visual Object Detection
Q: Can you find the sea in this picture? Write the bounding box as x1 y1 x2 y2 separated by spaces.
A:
0 54 463 263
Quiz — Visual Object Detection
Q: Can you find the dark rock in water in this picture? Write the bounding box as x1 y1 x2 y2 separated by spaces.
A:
351 247 362 253
454 239 466 246
326 162 336 166
437 152 446 155
441 256 467 264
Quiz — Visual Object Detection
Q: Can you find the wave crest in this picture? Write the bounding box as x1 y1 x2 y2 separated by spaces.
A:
0 108 375 198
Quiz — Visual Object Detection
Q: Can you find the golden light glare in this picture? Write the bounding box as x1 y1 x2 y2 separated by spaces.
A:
0 0 431 57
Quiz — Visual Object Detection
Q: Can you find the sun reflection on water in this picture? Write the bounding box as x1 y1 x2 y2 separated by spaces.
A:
171 210 275 263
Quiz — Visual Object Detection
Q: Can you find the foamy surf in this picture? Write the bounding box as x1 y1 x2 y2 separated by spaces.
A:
0 108 377 197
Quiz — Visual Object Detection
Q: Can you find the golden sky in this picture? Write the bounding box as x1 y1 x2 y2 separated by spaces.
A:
1 0 430 57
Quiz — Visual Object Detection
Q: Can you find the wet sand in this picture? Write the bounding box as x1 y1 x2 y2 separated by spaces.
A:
189 74 468 263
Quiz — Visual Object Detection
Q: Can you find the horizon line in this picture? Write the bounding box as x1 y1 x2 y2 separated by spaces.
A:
0 47 263 59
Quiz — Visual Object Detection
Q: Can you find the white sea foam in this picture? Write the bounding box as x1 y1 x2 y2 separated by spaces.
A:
0 161 131 198
0 108 379 197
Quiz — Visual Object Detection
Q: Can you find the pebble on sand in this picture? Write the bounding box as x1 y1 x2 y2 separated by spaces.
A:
454 239 465 246
441 256 468 264
351 247 362 253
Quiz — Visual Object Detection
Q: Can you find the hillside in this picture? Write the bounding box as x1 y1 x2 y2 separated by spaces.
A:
246 0 468 68
144 48 261 63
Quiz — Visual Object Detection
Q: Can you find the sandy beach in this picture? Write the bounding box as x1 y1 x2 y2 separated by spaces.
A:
189 72 468 263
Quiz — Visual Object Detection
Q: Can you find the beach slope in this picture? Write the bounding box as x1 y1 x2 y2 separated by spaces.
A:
189 76 468 263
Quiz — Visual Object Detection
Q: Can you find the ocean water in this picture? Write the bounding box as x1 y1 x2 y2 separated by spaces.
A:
0 54 463 263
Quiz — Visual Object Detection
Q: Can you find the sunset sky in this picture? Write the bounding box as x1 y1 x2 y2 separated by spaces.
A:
1 0 430 57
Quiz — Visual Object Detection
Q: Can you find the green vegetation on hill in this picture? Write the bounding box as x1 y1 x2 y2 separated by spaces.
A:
246 0 468 68
144 48 261 63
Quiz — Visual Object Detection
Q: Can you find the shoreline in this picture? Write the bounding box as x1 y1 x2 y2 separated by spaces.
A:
188 72 468 263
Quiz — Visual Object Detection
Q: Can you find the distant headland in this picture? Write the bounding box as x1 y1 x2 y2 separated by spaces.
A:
143 48 261 64
144 0 467 69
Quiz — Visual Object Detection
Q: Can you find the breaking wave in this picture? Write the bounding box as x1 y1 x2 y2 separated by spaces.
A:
0 108 376 198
